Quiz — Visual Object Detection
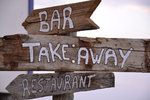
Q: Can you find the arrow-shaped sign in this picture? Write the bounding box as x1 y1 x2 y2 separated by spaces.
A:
22 0 101 35
6 72 114 99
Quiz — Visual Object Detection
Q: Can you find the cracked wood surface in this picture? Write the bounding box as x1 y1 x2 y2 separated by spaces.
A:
0 34 149 72
22 0 101 35
6 72 114 99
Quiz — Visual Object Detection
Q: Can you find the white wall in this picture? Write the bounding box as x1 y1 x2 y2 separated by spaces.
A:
0 0 28 36
0 0 28 93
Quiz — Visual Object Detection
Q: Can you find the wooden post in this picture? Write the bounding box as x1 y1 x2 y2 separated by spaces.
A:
53 93 74 100
53 32 76 100
0 93 15 100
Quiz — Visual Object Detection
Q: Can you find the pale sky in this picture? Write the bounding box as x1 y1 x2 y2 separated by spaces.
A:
32 0 150 100
34 0 150 38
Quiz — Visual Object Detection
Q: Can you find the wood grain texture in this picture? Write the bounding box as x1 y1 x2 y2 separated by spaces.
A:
22 0 101 35
0 34 150 72
53 93 74 100
52 32 77 100
6 72 114 99
145 40 150 72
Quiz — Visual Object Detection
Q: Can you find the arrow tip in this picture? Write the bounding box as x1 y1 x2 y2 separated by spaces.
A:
86 0 102 17
85 0 101 30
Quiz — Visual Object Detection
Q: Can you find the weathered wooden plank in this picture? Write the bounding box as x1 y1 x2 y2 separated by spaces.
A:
0 34 150 72
22 0 101 35
145 40 150 72
6 72 114 99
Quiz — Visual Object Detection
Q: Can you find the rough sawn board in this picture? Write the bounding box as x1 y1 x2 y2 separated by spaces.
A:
0 34 150 72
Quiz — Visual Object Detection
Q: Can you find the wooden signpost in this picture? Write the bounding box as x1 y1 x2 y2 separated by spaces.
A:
6 72 114 99
3 0 150 100
0 34 149 72
22 0 100 35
